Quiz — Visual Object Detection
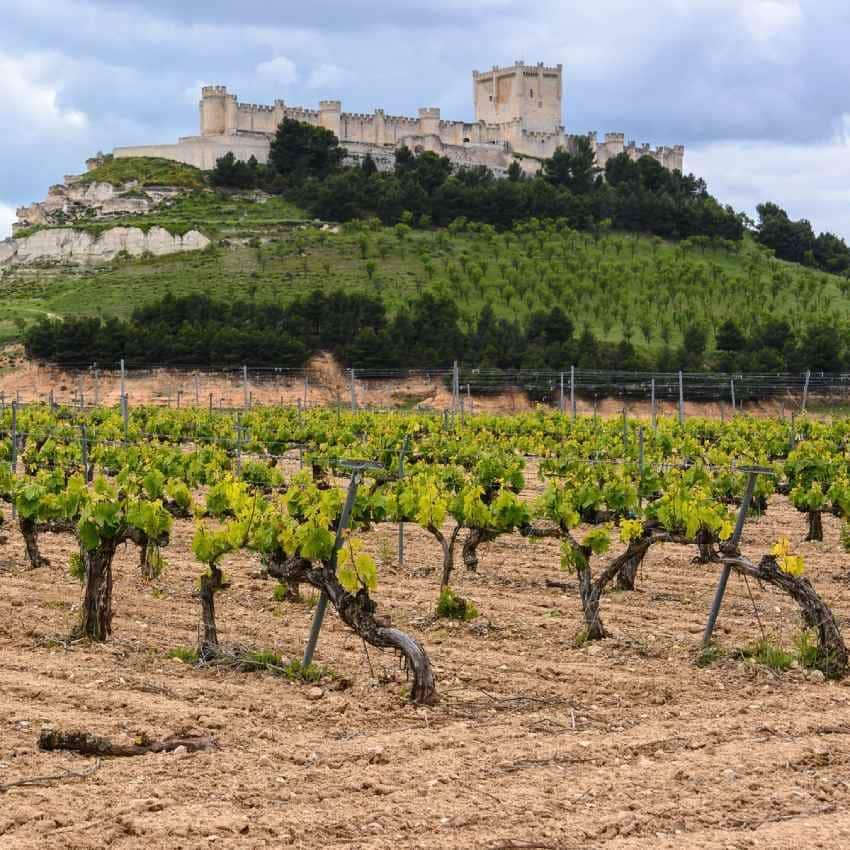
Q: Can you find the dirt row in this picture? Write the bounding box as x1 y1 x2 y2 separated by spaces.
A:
2 489 850 848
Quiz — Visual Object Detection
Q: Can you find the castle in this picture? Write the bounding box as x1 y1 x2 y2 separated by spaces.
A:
116 61 684 177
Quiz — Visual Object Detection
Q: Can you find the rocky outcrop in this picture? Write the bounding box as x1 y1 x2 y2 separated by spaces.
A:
0 227 210 267
14 178 183 234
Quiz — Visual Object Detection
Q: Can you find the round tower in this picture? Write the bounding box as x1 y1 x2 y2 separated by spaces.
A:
200 85 229 136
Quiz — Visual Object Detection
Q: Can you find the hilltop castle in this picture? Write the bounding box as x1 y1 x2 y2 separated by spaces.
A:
116 61 684 177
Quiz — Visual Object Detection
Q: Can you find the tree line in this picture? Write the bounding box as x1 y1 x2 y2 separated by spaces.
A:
210 120 744 243
23 291 848 375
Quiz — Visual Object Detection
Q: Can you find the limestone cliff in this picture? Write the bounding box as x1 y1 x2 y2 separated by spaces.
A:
0 226 210 267
14 175 183 234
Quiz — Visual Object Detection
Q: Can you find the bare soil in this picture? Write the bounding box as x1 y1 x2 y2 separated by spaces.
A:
0 349 815 419
2 477 850 848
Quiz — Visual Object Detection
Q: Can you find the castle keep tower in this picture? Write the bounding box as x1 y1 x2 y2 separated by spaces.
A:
115 62 682 176
200 86 238 136
473 62 563 133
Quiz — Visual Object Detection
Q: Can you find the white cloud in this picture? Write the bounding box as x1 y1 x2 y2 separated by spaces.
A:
0 203 16 240
306 63 345 90
739 0 802 45
256 55 297 84
0 52 88 134
689 133 850 241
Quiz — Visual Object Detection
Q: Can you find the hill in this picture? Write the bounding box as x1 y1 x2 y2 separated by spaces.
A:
3 149 849 372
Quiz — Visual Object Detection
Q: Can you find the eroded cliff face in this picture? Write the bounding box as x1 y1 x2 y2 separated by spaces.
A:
14 177 183 233
0 227 210 267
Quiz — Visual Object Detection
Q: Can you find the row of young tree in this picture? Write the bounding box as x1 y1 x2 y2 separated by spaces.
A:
23 291 849 375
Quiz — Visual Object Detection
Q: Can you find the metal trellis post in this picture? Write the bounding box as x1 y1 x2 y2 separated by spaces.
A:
398 435 409 567
570 365 576 421
302 468 364 668
702 466 770 646
802 369 811 413
10 401 17 474
678 371 685 426
651 377 657 430
80 425 91 483
638 426 645 508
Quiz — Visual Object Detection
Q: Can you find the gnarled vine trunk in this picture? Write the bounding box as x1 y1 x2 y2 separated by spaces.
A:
198 564 227 661
462 528 496 573
722 553 848 678
576 561 607 640
19 517 49 569
428 524 462 589
615 541 652 591
806 511 824 542
74 539 118 641
72 527 165 643
18 518 75 570
266 552 437 705
262 553 301 600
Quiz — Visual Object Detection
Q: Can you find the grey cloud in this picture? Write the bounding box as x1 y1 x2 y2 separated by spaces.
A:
1 0 848 240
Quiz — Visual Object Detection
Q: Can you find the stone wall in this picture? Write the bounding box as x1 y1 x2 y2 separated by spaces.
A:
112 62 684 180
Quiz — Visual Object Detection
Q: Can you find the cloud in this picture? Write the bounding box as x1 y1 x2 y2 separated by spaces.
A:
256 56 297 84
0 203 16 241
0 0 847 244
0 52 87 133
689 131 850 241
306 64 346 90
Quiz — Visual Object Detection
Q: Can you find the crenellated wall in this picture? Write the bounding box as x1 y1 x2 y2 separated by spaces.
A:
116 66 684 177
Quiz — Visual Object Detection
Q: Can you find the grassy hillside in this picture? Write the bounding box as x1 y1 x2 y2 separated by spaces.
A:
1 190 847 357
79 155 206 189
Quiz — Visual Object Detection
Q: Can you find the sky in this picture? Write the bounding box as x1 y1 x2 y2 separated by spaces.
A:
0 0 848 240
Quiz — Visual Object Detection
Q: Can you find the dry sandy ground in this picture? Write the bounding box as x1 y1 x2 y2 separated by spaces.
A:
2 488 850 849
0 349 814 418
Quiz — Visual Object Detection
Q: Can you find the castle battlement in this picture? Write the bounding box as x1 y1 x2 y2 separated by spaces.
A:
120 64 683 177
473 60 563 77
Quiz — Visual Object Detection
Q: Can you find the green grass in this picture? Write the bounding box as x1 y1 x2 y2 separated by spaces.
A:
79 156 205 189
734 639 796 672
436 586 479 621
2 190 848 357
12 192 308 241
167 646 200 663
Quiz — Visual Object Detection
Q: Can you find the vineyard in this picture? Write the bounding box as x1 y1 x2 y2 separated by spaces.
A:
3 403 850 846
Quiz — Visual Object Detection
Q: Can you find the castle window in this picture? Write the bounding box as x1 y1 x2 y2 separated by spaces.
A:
530 89 534 98
489 95 493 101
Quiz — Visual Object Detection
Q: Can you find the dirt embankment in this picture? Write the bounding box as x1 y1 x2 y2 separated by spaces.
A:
0 349 814 418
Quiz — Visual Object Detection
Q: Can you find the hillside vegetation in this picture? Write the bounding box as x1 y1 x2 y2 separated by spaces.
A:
5 127 850 370
79 155 206 189
9 203 850 371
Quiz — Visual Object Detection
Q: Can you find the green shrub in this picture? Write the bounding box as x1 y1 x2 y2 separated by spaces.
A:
436 587 479 621
794 630 820 669
735 639 795 672
238 649 282 672
167 646 200 664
